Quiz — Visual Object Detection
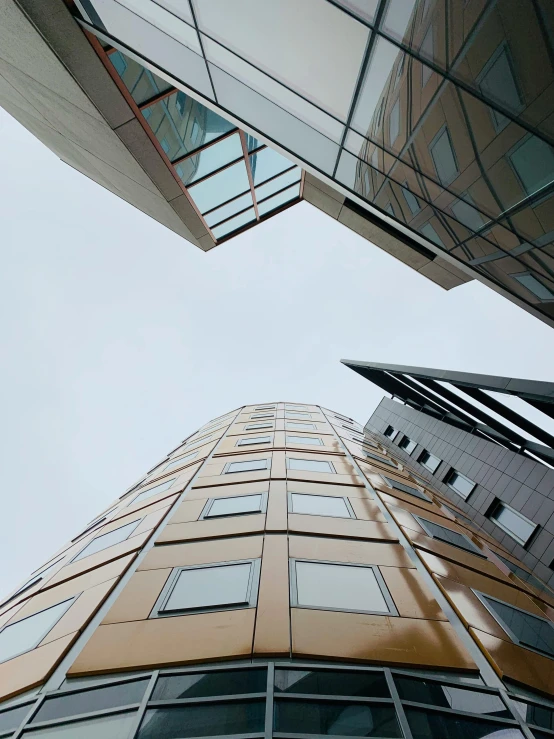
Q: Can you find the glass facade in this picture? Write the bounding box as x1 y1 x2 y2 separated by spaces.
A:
76 0 554 321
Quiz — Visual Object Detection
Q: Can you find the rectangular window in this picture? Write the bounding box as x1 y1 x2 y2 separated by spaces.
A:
245 422 273 430
154 560 260 615
286 421 317 430
363 450 398 468
399 436 417 454
430 126 459 185
224 459 270 474
508 134 554 197
384 425 398 440
291 561 397 616
286 411 312 419
444 469 476 499
254 406 275 410
163 452 198 472
73 519 142 562
250 413 274 419
289 493 354 518
382 476 431 502
0 598 74 663
201 494 266 519
274 700 400 736
389 99 400 145
416 517 483 556
511 272 554 301
152 669 267 700
489 501 537 546
132 478 177 506
236 436 272 446
139 702 265 738
184 434 213 450
476 593 554 658
419 450 441 473
286 435 323 446
287 458 335 473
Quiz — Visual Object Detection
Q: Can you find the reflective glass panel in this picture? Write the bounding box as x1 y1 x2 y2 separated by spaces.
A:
383 477 430 501
138 701 265 738
445 470 475 499
274 668 390 698
420 519 481 555
430 127 459 185
178 133 243 186
286 435 323 446
73 519 141 561
419 451 441 473
395 677 509 717
274 700 401 737
32 680 149 723
511 273 554 301
204 193 253 226
508 136 554 197
481 597 554 657
405 708 524 739
0 599 73 663
152 668 267 700
250 147 293 185
513 700 554 730
364 450 396 467
188 160 250 213
0 702 32 734
295 562 390 613
491 504 536 545
212 207 256 239
288 458 334 473
255 167 301 201
399 437 417 454
258 184 300 216
163 563 252 613
226 459 268 473
133 478 176 505
237 436 271 446
21 712 138 739
110 51 173 105
206 494 263 517
290 493 351 518
287 422 316 430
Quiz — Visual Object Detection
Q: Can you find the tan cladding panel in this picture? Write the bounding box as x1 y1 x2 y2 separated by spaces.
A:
286 480 367 497
405 529 489 568
140 536 264 571
253 535 290 657
291 609 476 670
185 481 269 500
289 514 396 542
418 549 515 587
289 536 414 568
69 610 256 675
158 514 266 544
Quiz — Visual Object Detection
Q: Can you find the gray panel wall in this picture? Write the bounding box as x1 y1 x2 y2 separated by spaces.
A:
367 397 554 590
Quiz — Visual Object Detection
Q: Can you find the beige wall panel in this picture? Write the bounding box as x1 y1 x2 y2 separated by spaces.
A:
111 493 180 522
253 536 290 657
194 472 270 488
132 506 172 536
167 499 207 524
123 471 199 515
435 575 510 640
385 505 426 534
266 480 288 532
0 633 75 702
274 431 286 447
147 446 215 483
418 549 512 585
286 453 352 473
379 491 445 518
39 578 118 646
380 568 447 621
68 610 256 675
291 609 475 670
287 472 363 486
289 536 414 568
8 557 135 621
271 451 287 479
348 498 387 522
46 532 149 586
406 529 488 565
44 552 135 591
289 514 397 542
102 569 172 624
0 600 25 629
285 436 343 454
214 436 275 455
471 628 554 697
186 481 269 500
140 537 264 570
157 514 266 544
286 480 367 497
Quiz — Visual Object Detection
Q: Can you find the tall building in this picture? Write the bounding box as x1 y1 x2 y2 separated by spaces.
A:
343 360 554 593
1 402 553 738
3 0 554 325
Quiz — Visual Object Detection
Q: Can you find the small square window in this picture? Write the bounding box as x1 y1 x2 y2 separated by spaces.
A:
286 435 323 446
444 469 476 499
154 561 260 616
416 516 484 557
286 411 312 419
236 436 272 446
418 450 441 473
289 493 354 518
245 423 273 430
475 592 554 658
0 598 74 663
384 425 398 440
201 494 266 519
72 519 142 562
381 476 431 502
224 459 270 474
286 422 316 430
291 561 397 616
488 501 537 546
287 458 335 473
132 478 177 506
398 436 417 454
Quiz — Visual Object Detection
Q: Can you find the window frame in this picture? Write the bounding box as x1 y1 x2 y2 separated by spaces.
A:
286 457 336 474
285 434 324 447
488 500 538 547
223 458 271 474
289 559 399 617
71 518 143 563
130 477 177 506
415 515 485 558
162 451 199 472
429 124 459 186
250 413 275 420
285 411 313 420
200 493 268 520
287 492 355 519
418 449 442 473
473 590 554 660
236 435 273 447
398 436 417 454
151 559 261 618
384 425 399 441
362 449 399 469
380 475 432 502
245 422 274 431
444 468 476 499
286 421 317 431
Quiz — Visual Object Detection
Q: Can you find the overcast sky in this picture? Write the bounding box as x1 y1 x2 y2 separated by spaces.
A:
1 109 553 597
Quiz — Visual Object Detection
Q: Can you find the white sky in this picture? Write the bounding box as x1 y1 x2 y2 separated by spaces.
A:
1 110 553 597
